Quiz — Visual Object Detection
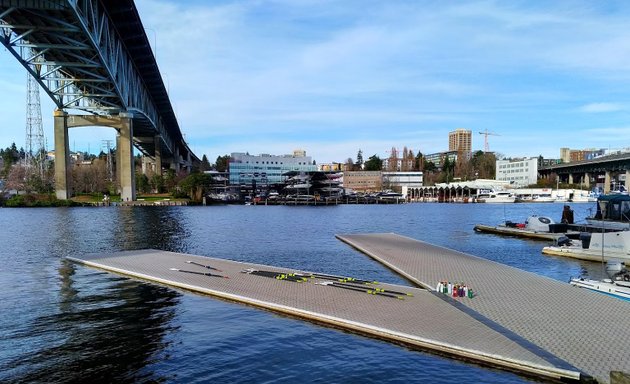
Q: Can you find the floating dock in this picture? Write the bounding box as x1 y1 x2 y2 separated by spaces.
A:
473 224 580 241
336 233 630 384
68 234 630 384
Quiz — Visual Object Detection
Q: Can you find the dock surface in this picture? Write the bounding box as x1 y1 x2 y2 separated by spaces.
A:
69 249 585 382
336 233 630 383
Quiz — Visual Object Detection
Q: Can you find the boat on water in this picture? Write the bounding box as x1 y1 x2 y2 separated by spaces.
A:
476 189 516 203
569 261 630 301
585 193 630 230
542 230 630 262
474 215 577 241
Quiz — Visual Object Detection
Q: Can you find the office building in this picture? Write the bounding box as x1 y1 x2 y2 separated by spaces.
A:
229 150 316 185
496 157 538 187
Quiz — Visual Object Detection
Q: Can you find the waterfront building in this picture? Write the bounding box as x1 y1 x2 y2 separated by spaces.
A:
383 172 424 190
448 128 472 154
424 151 458 169
229 151 316 186
343 171 382 192
496 157 538 187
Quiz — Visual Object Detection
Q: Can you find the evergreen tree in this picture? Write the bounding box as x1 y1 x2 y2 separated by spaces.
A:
364 155 383 171
355 149 363 169
200 154 211 171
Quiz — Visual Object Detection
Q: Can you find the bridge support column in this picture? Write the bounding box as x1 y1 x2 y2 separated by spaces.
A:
54 110 72 199
154 135 162 175
584 172 591 188
171 147 180 173
117 113 135 201
604 171 611 194
626 170 630 191
568 174 574 185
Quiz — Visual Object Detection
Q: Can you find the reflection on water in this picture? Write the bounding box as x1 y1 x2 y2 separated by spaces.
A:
0 203 599 383
1 259 180 383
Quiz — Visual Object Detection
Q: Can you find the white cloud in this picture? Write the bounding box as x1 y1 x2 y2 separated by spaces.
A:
579 102 625 113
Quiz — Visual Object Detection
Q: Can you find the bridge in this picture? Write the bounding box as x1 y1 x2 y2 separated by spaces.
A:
0 0 199 200
539 152 630 193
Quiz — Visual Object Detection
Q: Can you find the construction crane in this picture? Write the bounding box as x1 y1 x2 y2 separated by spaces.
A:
479 129 500 152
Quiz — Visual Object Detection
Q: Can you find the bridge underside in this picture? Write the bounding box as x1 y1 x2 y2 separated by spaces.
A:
0 0 198 199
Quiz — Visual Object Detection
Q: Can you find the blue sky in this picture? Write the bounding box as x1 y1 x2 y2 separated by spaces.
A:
1 0 630 164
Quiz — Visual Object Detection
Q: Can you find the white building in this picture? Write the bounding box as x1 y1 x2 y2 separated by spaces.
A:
496 158 538 187
229 151 316 185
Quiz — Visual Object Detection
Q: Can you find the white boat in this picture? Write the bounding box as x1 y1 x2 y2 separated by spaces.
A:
474 215 575 241
476 189 515 203
569 261 630 301
584 194 630 230
542 230 630 262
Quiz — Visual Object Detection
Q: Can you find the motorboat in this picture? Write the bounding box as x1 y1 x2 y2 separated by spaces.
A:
569 261 630 301
542 230 630 262
474 215 576 241
585 194 630 230
476 189 516 203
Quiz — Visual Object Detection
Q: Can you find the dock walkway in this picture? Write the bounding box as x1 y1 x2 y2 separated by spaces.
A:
69 249 584 383
336 233 630 383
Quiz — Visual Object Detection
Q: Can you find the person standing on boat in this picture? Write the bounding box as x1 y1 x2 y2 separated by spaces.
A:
561 205 574 224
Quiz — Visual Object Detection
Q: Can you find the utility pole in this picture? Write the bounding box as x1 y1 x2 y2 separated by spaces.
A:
25 69 46 177
102 139 114 181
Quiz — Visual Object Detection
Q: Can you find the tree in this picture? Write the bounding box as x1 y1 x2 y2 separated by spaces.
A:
344 157 355 171
387 147 398 171
178 172 214 202
215 155 230 172
364 155 383 171
355 149 363 169
415 151 424 171
200 155 211 172
470 151 496 179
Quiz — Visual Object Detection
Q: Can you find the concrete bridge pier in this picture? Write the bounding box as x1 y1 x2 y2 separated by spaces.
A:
53 110 136 201
116 112 135 202
604 171 612 193
626 170 630 191
54 110 72 200
584 172 591 188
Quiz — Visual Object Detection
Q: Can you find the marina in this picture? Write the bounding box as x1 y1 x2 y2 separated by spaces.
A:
65 232 630 383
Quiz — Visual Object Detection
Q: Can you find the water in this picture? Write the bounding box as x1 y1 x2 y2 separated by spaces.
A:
0 203 600 383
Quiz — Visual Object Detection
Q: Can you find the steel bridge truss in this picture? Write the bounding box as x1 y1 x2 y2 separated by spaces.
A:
0 0 181 159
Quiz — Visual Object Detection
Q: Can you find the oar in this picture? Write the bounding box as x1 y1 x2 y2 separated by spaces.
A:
186 260 222 272
330 281 413 296
316 281 403 299
170 268 229 278
242 268 377 285
241 269 307 282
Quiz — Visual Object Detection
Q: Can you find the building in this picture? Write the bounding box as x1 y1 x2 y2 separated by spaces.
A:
343 171 382 192
448 128 472 154
560 147 606 163
383 172 423 190
424 151 458 169
229 151 316 186
318 162 344 172
495 157 538 187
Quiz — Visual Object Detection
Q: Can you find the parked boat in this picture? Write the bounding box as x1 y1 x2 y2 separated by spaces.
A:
474 215 577 241
569 261 630 301
476 189 516 203
542 230 630 262
585 194 630 230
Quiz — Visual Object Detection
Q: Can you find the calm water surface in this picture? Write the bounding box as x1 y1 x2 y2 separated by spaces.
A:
0 203 600 383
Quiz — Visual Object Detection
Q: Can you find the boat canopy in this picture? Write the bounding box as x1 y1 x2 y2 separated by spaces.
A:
595 194 630 221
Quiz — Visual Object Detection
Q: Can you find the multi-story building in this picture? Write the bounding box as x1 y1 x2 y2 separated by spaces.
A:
229 150 316 186
343 171 382 192
318 162 344 172
560 147 606 163
382 172 424 189
448 128 472 154
495 157 538 187
424 151 458 169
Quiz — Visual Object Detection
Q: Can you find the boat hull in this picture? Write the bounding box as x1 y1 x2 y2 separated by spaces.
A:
570 278 630 301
